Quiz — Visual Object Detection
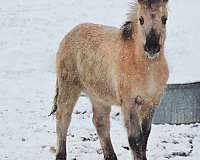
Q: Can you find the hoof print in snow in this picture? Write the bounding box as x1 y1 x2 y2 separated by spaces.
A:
172 140 179 144
112 112 120 120
172 151 189 157
74 110 87 114
67 133 75 138
80 133 98 142
166 146 193 158
89 133 98 141
191 124 199 128
122 146 129 150
41 145 47 149
81 137 90 142
161 140 168 144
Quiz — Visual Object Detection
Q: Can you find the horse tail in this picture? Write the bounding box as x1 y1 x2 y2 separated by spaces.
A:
49 80 59 116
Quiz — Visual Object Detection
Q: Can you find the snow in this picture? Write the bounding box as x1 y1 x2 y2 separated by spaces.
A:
166 0 200 84
0 0 200 160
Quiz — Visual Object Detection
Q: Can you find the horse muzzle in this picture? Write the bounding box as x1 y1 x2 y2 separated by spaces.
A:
144 29 161 59
144 41 161 59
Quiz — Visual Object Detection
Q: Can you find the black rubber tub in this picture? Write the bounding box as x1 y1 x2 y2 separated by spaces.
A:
153 82 200 124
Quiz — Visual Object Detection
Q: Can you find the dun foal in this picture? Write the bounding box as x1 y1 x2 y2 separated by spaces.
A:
51 0 169 159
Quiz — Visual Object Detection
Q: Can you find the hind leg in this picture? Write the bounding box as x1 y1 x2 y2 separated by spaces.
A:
91 100 117 160
56 81 81 160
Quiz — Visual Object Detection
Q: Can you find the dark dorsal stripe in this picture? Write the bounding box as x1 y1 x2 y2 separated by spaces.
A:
142 0 168 5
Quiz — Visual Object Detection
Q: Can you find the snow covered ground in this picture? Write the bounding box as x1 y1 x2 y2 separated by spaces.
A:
0 0 200 160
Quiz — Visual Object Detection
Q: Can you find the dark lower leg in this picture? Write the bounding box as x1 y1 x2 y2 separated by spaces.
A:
127 124 146 160
141 108 155 155
102 139 117 160
128 133 146 160
56 139 66 160
122 105 146 160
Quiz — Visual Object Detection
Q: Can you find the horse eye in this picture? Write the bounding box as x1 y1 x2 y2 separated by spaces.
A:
139 16 144 25
162 16 167 25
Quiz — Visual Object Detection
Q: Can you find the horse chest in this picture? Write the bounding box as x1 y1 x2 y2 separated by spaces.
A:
137 68 167 106
120 63 168 106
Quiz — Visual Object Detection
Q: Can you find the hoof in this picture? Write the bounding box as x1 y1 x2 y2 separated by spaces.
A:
105 153 118 160
56 154 66 160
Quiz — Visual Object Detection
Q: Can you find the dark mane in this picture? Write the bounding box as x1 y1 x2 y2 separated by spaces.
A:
121 21 133 40
121 1 138 40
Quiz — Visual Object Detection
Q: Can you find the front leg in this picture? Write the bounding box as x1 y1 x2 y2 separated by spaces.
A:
122 101 146 160
140 107 155 155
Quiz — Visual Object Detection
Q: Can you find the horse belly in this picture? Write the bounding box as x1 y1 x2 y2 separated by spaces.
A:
77 57 119 105
82 73 118 105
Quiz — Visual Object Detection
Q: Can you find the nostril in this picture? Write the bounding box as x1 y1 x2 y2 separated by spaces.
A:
144 43 160 54
155 45 160 53
144 44 149 52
